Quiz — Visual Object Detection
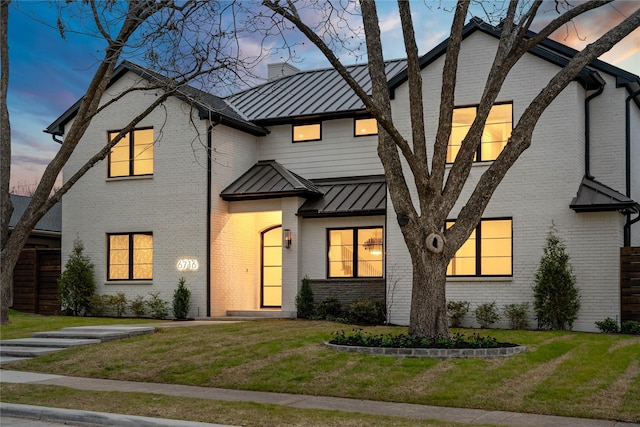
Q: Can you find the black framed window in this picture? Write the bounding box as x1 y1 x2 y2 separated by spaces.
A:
446 219 512 277
328 227 383 278
354 117 378 136
108 233 153 280
108 128 154 177
292 123 321 142
447 103 512 163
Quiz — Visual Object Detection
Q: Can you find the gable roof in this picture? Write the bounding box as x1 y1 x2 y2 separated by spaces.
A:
388 17 640 103
220 160 323 201
45 61 268 137
9 194 62 234
570 177 639 213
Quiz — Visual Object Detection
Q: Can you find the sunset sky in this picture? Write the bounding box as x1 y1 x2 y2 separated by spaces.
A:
6 1 640 193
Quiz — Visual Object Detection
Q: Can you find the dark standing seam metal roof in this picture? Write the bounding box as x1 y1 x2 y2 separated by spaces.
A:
298 175 387 217
9 194 62 233
226 60 407 123
220 160 323 201
570 177 639 213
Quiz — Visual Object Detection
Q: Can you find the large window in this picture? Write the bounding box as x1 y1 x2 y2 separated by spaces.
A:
447 103 512 163
108 233 153 280
446 219 512 277
292 123 321 142
108 128 154 177
328 227 383 278
354 118 378 136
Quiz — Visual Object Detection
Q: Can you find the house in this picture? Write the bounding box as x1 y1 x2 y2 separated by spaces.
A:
46 19 640 330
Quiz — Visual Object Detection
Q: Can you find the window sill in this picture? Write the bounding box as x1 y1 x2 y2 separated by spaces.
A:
446 276 512 283
106 175 153 182
105 281 153 286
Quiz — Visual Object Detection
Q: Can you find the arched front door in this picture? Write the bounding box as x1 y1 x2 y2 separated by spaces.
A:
261 226 282 307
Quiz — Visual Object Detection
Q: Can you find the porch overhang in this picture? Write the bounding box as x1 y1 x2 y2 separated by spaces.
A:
570 177 639 213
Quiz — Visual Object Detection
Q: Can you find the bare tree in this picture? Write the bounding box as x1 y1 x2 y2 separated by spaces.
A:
262 0 640 337
0 0 260 324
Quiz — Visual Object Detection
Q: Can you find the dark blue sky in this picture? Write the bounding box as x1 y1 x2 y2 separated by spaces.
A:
7 1 639 192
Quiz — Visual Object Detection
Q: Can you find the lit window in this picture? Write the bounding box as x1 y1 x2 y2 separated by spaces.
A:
446 219 512 276
447 103 512 163
108 233 153 280
292 123 321 142
328 227 383 278
354 118 378 136
108 128 154 177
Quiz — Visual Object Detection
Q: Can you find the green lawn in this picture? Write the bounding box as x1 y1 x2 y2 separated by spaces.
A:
2 314 639 424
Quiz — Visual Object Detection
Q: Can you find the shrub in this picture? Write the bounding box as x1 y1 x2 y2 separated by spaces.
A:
595 317 620 334
109 292 128 317
58 238 96 316
146 292 169 319
172 277 192 320
621 320 640 335
295 275 315 319
316 297 343 320
447 300 470 328
129 295 147 317
344 298 386 325
474 302 500 328
532 226 580 330
503 303 529 330
89 294 110 317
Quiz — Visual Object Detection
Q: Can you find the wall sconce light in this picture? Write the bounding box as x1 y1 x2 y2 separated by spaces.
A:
284 229 292 249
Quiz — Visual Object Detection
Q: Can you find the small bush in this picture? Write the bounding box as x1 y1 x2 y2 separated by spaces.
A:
129 295 147 317
58 238 96 316
109 292 128 318
595 317 620 334
474 302 500 328
89 294 110 317
172 277 192 320
447 300 470 328
330 329 517 349
146 292 169 319
344 298 386 325
316 297 343 320
295 275 315 319
621 320 640 335
503 303 529 330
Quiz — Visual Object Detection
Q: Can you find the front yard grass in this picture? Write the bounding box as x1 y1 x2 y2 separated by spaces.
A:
2 317 639 423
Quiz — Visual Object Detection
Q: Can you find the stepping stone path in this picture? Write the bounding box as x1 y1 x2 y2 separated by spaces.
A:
0 325 155 365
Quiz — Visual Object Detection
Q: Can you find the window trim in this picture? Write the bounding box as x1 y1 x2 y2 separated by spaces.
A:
292 122 322 143
326 226 384 279
107 127 154 178
107 232 153 281
445 218 513 278
447 102 513 164
354 117 378 137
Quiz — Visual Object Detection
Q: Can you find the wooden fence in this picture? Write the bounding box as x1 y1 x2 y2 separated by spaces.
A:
12 248 61 315
621 247 640 323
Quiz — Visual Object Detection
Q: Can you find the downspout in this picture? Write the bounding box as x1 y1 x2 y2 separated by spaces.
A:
584 73 605 180
206 115 221 317
623 89 640 247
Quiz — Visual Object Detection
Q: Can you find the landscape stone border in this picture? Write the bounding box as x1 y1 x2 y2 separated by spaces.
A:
324 342 527 359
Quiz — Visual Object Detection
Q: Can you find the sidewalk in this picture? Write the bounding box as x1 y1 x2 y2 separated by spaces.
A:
1 370 638 427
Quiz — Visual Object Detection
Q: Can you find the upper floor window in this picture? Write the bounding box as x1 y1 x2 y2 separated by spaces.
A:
447 103 512 163
292 123 321 142
108 128 154 177
354 118 378 136
446 218 512 277
328 227 383 278
108 232 153 280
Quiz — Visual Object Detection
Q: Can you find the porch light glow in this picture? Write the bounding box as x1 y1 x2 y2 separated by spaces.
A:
283 229 292 249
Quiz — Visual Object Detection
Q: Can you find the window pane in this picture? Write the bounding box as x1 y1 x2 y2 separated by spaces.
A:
133 129 154 175
133 234 153 280
355 118 378 136
109 235 129 279
480 105 511 161
481 220 512 275
358 228 383 277
447 107 475 163
109 133 130 177
263 247 282 266
328 229 353 277
447 229 476 276
263 227 282 246
293 123 321 142
263 285 282 306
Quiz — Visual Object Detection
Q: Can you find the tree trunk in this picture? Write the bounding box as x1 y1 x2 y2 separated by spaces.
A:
407 241 450 338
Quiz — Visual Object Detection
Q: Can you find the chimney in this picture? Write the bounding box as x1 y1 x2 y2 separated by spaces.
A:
267 62 300 81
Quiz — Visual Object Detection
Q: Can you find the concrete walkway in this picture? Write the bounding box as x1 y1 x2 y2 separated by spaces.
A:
1 369 638 427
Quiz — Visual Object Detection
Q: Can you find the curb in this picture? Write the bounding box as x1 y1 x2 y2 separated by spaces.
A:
0 402 235 427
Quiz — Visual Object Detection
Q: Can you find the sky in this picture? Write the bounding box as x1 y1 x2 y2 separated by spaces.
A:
6 0 640 193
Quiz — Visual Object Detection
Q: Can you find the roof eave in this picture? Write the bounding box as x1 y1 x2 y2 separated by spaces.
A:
221 190 319 202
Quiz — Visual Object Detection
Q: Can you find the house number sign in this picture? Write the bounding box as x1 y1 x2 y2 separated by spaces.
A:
177 259 199 271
